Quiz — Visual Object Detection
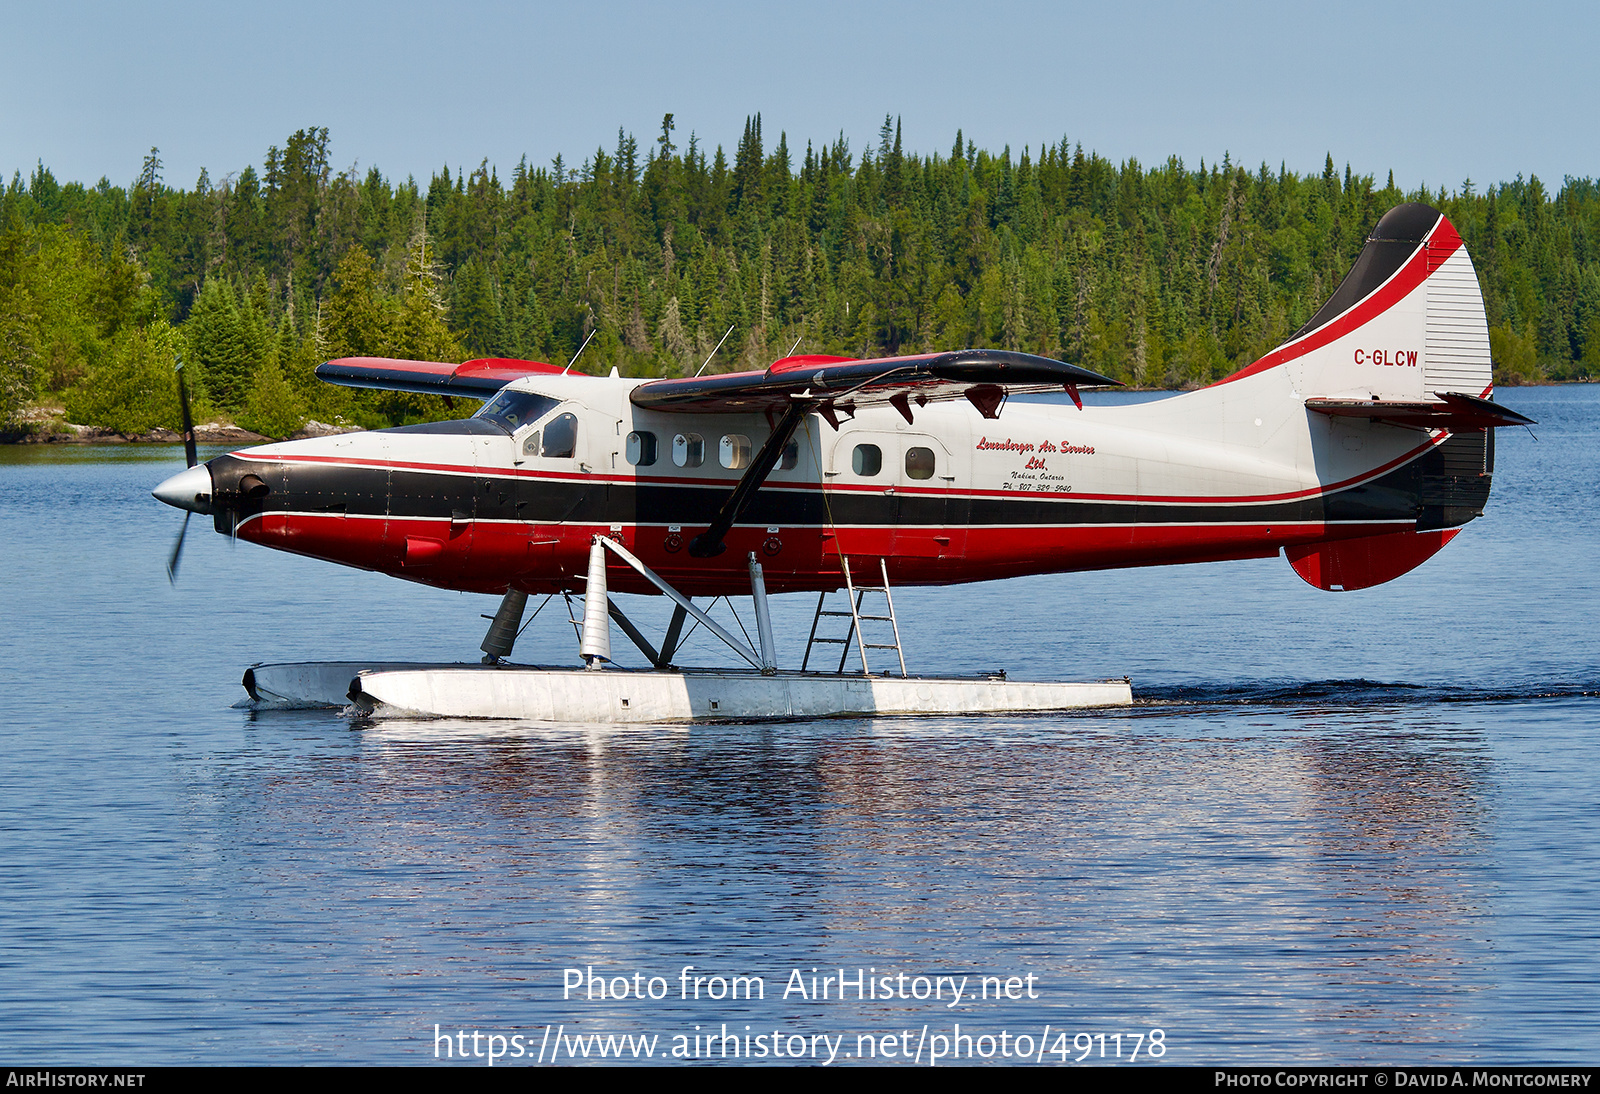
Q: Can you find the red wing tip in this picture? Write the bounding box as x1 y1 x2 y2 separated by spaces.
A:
457 358 568 375
325 356 458 372
767 354 860 374
322 356 578 381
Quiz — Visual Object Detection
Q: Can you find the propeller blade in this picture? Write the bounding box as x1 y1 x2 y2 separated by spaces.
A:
167 511 191 584
176 357 198 469
165 358 200 585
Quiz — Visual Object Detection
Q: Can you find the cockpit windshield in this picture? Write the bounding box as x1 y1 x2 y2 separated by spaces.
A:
474 389 560 432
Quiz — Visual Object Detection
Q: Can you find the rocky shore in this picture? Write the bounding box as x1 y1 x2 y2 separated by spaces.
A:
2 408 362 445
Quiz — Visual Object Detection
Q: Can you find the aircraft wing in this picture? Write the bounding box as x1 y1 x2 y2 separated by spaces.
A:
315 356 575 398
629 349 1121 420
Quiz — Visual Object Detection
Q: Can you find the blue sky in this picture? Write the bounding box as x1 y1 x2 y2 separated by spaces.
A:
5 0 1595 193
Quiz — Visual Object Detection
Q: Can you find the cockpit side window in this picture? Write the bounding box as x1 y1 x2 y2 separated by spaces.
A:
474 390 560 432
541 413 579 458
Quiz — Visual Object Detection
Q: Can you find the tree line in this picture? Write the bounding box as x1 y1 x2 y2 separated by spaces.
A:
3 117 1596 436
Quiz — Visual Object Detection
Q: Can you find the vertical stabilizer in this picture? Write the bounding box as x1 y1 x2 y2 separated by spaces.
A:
1219 203 1492 403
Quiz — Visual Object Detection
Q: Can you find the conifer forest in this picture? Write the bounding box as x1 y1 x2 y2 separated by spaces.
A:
2 117 1596 437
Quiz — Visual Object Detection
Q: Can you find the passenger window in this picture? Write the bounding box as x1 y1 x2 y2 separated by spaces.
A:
626 431 657 466
541 413 578 458
853 443 882 476
780 440 799 471
522 431 541 457
905 446 935 480
720 434 751 470
673 433 704 468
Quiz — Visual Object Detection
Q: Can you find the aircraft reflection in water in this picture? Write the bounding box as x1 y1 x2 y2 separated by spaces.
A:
294 708 1494 1032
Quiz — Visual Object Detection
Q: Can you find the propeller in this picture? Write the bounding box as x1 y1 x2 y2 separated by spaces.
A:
178 357 197 469
167 514 191 583
163 358 199 583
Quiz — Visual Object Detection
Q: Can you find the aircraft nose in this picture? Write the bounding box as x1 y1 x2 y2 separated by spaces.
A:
152 463 213 515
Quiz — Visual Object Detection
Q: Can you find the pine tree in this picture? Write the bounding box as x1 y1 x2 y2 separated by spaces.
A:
392 223 463 362
237 357 304 438
186 278 255 408
319 245 388 359
452 257 501 356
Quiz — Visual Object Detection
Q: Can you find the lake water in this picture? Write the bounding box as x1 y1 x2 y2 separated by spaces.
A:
1 386 1595 1066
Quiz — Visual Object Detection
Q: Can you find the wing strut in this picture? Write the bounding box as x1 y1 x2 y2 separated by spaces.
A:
689 400 811 558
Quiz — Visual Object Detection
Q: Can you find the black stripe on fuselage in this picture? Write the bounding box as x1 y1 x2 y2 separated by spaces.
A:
211 432 1490 532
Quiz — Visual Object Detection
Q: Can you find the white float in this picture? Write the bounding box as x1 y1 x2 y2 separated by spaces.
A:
238 538 1133 722
349 666 1129 722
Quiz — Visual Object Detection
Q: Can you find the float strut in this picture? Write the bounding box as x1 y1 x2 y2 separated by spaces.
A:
580 538 613 669
594 537 763 669
607 597 661 666
749 553 777 674
479 589 529 664
656 602 690 669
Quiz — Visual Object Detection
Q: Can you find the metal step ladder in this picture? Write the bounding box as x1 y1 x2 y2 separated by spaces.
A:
802 558 907 676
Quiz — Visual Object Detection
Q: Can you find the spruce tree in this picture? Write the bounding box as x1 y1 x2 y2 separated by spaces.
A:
320 245 388 360
392 222 464 363
237 357 304 438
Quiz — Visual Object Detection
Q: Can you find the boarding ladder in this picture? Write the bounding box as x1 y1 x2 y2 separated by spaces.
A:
802 558 907 676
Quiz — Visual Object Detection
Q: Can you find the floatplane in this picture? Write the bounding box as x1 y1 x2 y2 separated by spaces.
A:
154 203 1531 721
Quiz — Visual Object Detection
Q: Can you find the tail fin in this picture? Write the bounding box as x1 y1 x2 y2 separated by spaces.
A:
1219 202 1493 404
1221 204 1531 592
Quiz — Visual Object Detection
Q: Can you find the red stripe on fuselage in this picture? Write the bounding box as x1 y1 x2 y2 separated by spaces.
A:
237 511 1418 596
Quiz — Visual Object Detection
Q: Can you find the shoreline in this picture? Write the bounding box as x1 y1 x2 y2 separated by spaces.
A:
1 424 273 446
1 414 360 447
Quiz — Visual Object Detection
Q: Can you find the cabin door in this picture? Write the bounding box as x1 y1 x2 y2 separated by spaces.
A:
827 430 964 561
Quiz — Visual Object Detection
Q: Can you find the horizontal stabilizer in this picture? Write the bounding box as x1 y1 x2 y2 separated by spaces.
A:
629 349 1120 417
315 356 575 397
1306 391 1534 430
